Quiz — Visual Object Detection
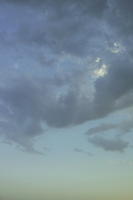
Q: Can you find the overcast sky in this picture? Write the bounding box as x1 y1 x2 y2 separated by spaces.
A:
0 0 133 200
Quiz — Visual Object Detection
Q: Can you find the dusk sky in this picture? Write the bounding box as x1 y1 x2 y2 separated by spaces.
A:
0 0 133 200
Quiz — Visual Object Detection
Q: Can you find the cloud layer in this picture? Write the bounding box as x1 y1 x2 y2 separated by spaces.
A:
0 0 133 152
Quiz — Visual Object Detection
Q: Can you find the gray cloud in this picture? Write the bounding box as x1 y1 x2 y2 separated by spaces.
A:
0 0 133 152
86 115 133 152
107 0 133 37
74 148 93 156
86 123 117 135
0 0 107 57
93 58 133 118
86 113 133 136
89 136 129 152
5 0 108 15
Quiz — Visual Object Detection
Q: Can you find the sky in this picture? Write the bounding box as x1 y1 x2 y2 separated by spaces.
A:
0 0 133 200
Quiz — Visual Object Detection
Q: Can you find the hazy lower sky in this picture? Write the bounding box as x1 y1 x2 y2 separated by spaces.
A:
0 0 133 200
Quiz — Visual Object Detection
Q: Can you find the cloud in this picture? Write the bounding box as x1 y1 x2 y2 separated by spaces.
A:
86 116 133 136
106 0 133 37
86 123 117 135
0 0 133 153
0 0 108 57
89 136 129 152
74 148 93 156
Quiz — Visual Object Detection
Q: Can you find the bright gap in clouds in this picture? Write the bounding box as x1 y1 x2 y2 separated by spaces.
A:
94 64 108 78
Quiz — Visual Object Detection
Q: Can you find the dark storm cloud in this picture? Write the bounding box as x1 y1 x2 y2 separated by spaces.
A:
107 0 133 37
93 58 133 118
0 0 108 57
0 79 46 153
0 0 133 152
6 0 107 15
89 136 129 152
